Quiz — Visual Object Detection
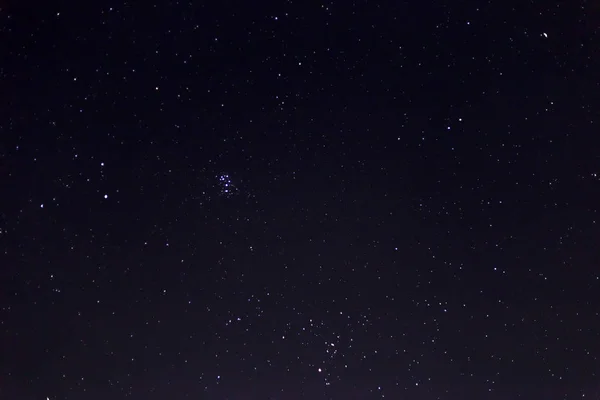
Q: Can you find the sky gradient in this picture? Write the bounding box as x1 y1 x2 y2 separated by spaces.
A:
1 1 600 399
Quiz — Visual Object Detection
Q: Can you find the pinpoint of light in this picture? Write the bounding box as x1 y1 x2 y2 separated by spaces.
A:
542 32 548 38
104 194 108 199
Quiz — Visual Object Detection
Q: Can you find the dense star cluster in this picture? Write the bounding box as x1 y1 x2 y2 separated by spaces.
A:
217 174 239 198
1 1 599 399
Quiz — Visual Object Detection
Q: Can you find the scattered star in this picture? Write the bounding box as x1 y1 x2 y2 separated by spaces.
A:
1 2 597 399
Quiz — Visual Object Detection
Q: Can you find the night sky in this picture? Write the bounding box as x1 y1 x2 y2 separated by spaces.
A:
1 1 600 399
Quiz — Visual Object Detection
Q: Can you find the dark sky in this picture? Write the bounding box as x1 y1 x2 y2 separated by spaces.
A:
1 1 600 399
